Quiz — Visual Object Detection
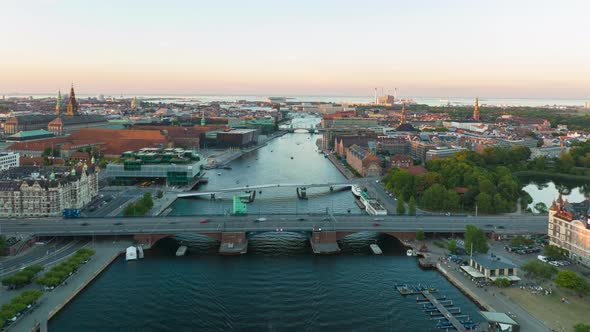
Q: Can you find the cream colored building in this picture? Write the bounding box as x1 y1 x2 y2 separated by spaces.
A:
0 165 98 217
548 195 590 266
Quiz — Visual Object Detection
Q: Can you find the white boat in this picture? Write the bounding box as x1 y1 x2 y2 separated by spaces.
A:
137 246 144 259
406 249 417 257
370 244 383 255
126 246 138 261
351 185 362 198
176 245 188 257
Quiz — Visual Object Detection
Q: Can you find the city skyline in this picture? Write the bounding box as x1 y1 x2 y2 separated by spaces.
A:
2 0 589 98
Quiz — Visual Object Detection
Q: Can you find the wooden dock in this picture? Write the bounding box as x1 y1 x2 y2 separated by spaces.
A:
421 290 465 331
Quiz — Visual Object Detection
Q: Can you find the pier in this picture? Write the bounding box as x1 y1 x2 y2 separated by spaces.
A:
421 290 471 331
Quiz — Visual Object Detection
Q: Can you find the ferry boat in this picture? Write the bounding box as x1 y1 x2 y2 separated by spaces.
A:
360 191 387 216
126 246 138 261
406 249 417 257
351 185 362 198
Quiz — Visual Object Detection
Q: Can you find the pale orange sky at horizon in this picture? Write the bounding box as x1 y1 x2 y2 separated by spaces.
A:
2 0 589 98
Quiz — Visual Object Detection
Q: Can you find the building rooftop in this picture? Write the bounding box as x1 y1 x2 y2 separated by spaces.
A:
9 129 54 139
472 254 518 270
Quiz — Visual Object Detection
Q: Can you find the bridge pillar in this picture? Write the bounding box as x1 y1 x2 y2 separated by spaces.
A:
219 232 248 255
210 193 216 200
296 187 308 200
310 231 341 254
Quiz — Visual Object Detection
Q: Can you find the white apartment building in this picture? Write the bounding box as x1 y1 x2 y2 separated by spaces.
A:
0 152 19 171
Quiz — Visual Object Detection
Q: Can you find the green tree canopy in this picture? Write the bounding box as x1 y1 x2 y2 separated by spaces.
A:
416 229 425 242
522 260 557 280
396 198 405 215
408 196 416 216
464 225 488 254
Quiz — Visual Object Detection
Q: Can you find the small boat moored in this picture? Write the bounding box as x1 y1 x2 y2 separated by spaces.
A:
370 243 383 255
126 246 138 261
407 249 417 256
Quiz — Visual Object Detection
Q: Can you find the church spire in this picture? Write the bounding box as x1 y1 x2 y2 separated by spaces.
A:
473 96 480 121
55 89 62 115
66 83 78 116
201 110 206 126
400 102 407 124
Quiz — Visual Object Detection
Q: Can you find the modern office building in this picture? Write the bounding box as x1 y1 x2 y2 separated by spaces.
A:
105 148 206 185
0 152 19 171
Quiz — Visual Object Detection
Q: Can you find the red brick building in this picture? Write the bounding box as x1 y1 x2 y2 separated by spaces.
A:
345 144 382 177
389 154 413 169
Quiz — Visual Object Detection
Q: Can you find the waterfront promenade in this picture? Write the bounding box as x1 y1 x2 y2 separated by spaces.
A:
7 240 131 332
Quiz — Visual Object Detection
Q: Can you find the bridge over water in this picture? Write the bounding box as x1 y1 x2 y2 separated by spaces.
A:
177 182 353 199
0 214 548 255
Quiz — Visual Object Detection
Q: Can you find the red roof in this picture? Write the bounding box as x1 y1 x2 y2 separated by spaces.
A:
405 165 428 176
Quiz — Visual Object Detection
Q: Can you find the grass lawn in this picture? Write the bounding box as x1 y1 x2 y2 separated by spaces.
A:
503 285 590 332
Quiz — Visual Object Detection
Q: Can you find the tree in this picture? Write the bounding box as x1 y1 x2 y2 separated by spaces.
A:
416 229 425 242
396 198 406 215
448 240 457 254
534 202 548 214
522 260 557 280
408 196 416 216
574 323 590 332
494 277 511 288
464 225 488 254
475 193 494 214
544 245 567 261
156 190 163 199
555 270 589 294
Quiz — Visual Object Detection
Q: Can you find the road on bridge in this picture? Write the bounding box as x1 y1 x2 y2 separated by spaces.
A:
0 215 548 237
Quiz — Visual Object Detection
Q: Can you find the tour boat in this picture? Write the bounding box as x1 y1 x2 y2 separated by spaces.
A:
351 185 362 198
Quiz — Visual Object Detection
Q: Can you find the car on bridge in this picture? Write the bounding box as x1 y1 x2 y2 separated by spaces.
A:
199 219 210 224
254 218 267 222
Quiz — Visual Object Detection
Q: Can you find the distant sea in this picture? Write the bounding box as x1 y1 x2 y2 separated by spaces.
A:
3 94 589 107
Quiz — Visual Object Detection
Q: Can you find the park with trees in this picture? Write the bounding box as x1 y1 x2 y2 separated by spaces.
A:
383 147 530 214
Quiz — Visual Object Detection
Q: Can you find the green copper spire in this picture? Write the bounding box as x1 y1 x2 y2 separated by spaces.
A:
201 110 206 126
56 89 62 114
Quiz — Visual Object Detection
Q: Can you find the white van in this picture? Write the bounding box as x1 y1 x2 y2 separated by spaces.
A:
537 255 548 262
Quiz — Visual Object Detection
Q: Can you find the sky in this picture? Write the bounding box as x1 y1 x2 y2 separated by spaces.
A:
1 0 589 98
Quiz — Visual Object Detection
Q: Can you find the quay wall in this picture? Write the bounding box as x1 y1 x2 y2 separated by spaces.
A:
46 251 123 321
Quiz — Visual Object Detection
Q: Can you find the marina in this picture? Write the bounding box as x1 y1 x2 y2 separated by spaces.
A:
397 284 479 331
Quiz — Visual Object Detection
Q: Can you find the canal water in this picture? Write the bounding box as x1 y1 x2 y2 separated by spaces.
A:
50 115 484 331
169 116 363 216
